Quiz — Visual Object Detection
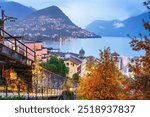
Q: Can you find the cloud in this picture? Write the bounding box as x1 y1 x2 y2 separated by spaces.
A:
114 22 125 28
99 26 105 29
62 0 146 27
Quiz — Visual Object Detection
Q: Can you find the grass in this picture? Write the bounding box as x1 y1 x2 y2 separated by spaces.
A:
0 96 26 100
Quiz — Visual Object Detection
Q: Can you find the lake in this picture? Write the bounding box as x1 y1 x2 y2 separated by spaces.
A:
43 37 144 58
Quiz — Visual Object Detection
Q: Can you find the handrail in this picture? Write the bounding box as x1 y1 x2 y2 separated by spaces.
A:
0 28 36 61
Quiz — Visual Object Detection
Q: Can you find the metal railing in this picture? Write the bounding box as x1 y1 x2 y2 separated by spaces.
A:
0 67 66 100
0 79 64 100
0 28 36 62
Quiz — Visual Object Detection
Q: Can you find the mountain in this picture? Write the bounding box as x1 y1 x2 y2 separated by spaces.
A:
86 20 120 36
86 12 150 37
28 6 75 26
6 6 100 40
1 1 36 20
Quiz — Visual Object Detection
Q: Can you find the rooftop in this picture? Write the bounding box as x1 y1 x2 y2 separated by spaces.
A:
69 52 79 57
111 52 120 56
48 51 65 57
64 57 82 65
24 41 43 44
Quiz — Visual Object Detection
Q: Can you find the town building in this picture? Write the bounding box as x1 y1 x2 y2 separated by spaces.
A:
25 41 49 63
48 48 87 78
64 50 87 78
48 51 65 59
64 57 82 78
112 52 133 77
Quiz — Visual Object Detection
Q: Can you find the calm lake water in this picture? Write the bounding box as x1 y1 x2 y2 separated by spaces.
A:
44 37 144 58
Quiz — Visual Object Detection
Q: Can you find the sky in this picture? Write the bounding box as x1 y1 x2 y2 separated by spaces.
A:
5 0 147 28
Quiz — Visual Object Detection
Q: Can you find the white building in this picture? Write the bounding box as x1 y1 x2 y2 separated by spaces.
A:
112 52 133 77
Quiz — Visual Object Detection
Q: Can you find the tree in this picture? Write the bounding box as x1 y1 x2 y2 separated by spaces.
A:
72 73 79 83
77 48 127 100
40 56 69 77
128 0 150 99
32 61 46 99
86 56 98 71
72 73 80 88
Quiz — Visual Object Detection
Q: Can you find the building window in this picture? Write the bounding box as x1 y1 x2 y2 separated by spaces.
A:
71 63 74 66
67 63 69 66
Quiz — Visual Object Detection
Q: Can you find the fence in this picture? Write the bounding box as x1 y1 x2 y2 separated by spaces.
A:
0 69 66 100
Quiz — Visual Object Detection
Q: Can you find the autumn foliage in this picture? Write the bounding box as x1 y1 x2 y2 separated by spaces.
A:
2 68 27 92
77 48 127 100
128 0 150 99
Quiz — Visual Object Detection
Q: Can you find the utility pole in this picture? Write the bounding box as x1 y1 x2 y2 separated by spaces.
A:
0 10 4 42
1 9 4 39
0 9 17 43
